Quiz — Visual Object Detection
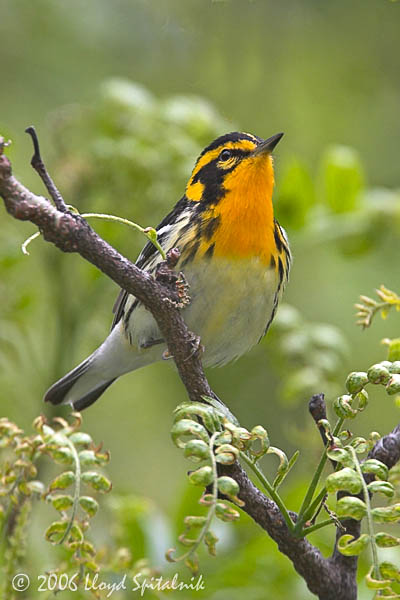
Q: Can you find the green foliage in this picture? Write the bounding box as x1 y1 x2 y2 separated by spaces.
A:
0 413 161 597
266 303 349 404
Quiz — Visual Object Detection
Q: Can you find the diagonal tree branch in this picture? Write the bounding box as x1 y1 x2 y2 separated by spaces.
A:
1 133 400 600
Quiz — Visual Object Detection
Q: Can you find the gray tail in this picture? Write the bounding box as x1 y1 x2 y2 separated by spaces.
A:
44 358 116 411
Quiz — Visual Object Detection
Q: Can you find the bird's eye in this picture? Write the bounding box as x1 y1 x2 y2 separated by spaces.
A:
219 149 232 161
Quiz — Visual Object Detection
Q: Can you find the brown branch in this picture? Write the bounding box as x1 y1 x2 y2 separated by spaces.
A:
1 133 400 600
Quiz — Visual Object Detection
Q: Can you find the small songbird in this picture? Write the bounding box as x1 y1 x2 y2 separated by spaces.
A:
45 131 291 411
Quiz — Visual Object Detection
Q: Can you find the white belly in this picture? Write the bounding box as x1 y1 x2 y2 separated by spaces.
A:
127 257 280 368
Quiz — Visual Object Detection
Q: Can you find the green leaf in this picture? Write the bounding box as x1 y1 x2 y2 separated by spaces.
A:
275 159 315 229
45 520 68 544
48 494 74 512
326 467 363 495
371 503 400 523
79 496 99 517
69 432 93 448
386 374 400 395
367 481 394 498
81 471 112 493
380 562 400 583
345 372 368 394
321 145 364 214
336 496 367 520
337 533 369 556
217 476 240 499
204 530 218 556
49 471 76 491
47 446 74 465
188 466 213 486
171 419 210 449
183 440 210 463
215 501 240 522
361 459 389 480
375 532 400 547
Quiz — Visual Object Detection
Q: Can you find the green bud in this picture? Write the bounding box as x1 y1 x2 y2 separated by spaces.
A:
215 444 239 465
326 467 363 494
371 503 400 523
79 450 99 466
45 520 68 544
204 530 218 556
183 515 207 528
199 493 214 506
48 446 74 465
188 466 213 486
217 476 240 497
337 533 369 556
367 481 394 498
81 540 96 557
379 561 400 582
79 496 99 517
379 361 392 369
183 440 210 462
250 425 270 457
367 364 391 385
69 432 93 448
361 459 388 480
386 373 400 395
345 372 368 394
49 471 75 491
171 419 209 449
184 554 199 575
174 402 220 434
389 361 400 374
178 534 197 547
326 446 354 467
224 422 251 449
350 437 368 453
70 523 84 542
353 389 368 411
81 471 112 493
375 532 400 547
48 494 74 512
336 496 367 520
215 501 240 522
334 395 357 419
365 565 391 590
215 431 232 445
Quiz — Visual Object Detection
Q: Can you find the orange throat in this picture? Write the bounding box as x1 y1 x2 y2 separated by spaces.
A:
203 156 276 264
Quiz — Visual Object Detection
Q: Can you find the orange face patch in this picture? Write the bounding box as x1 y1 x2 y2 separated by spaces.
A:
199 152 276 265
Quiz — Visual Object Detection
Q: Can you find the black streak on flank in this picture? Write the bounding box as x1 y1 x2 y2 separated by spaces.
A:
181 239 200 267
273 222 283 253
204 242 215 259
278 256 284 282
203 215 221 240
270 254 276 270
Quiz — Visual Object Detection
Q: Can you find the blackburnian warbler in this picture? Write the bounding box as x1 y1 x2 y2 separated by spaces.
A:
45 131 291 411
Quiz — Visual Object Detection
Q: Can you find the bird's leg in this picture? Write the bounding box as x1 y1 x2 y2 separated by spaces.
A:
140 338 164 349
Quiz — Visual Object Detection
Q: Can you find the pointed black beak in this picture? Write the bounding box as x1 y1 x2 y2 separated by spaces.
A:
253 132 284 156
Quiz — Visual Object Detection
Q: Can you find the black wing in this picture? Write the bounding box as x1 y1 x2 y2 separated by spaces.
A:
111 196 191 329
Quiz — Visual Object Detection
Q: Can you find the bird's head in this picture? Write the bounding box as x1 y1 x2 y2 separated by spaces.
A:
185 131 283 207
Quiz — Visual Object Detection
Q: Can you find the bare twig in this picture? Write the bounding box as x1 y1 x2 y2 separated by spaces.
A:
25 126 69 213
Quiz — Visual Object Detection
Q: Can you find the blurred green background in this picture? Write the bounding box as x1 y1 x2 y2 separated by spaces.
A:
1 1 400 598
